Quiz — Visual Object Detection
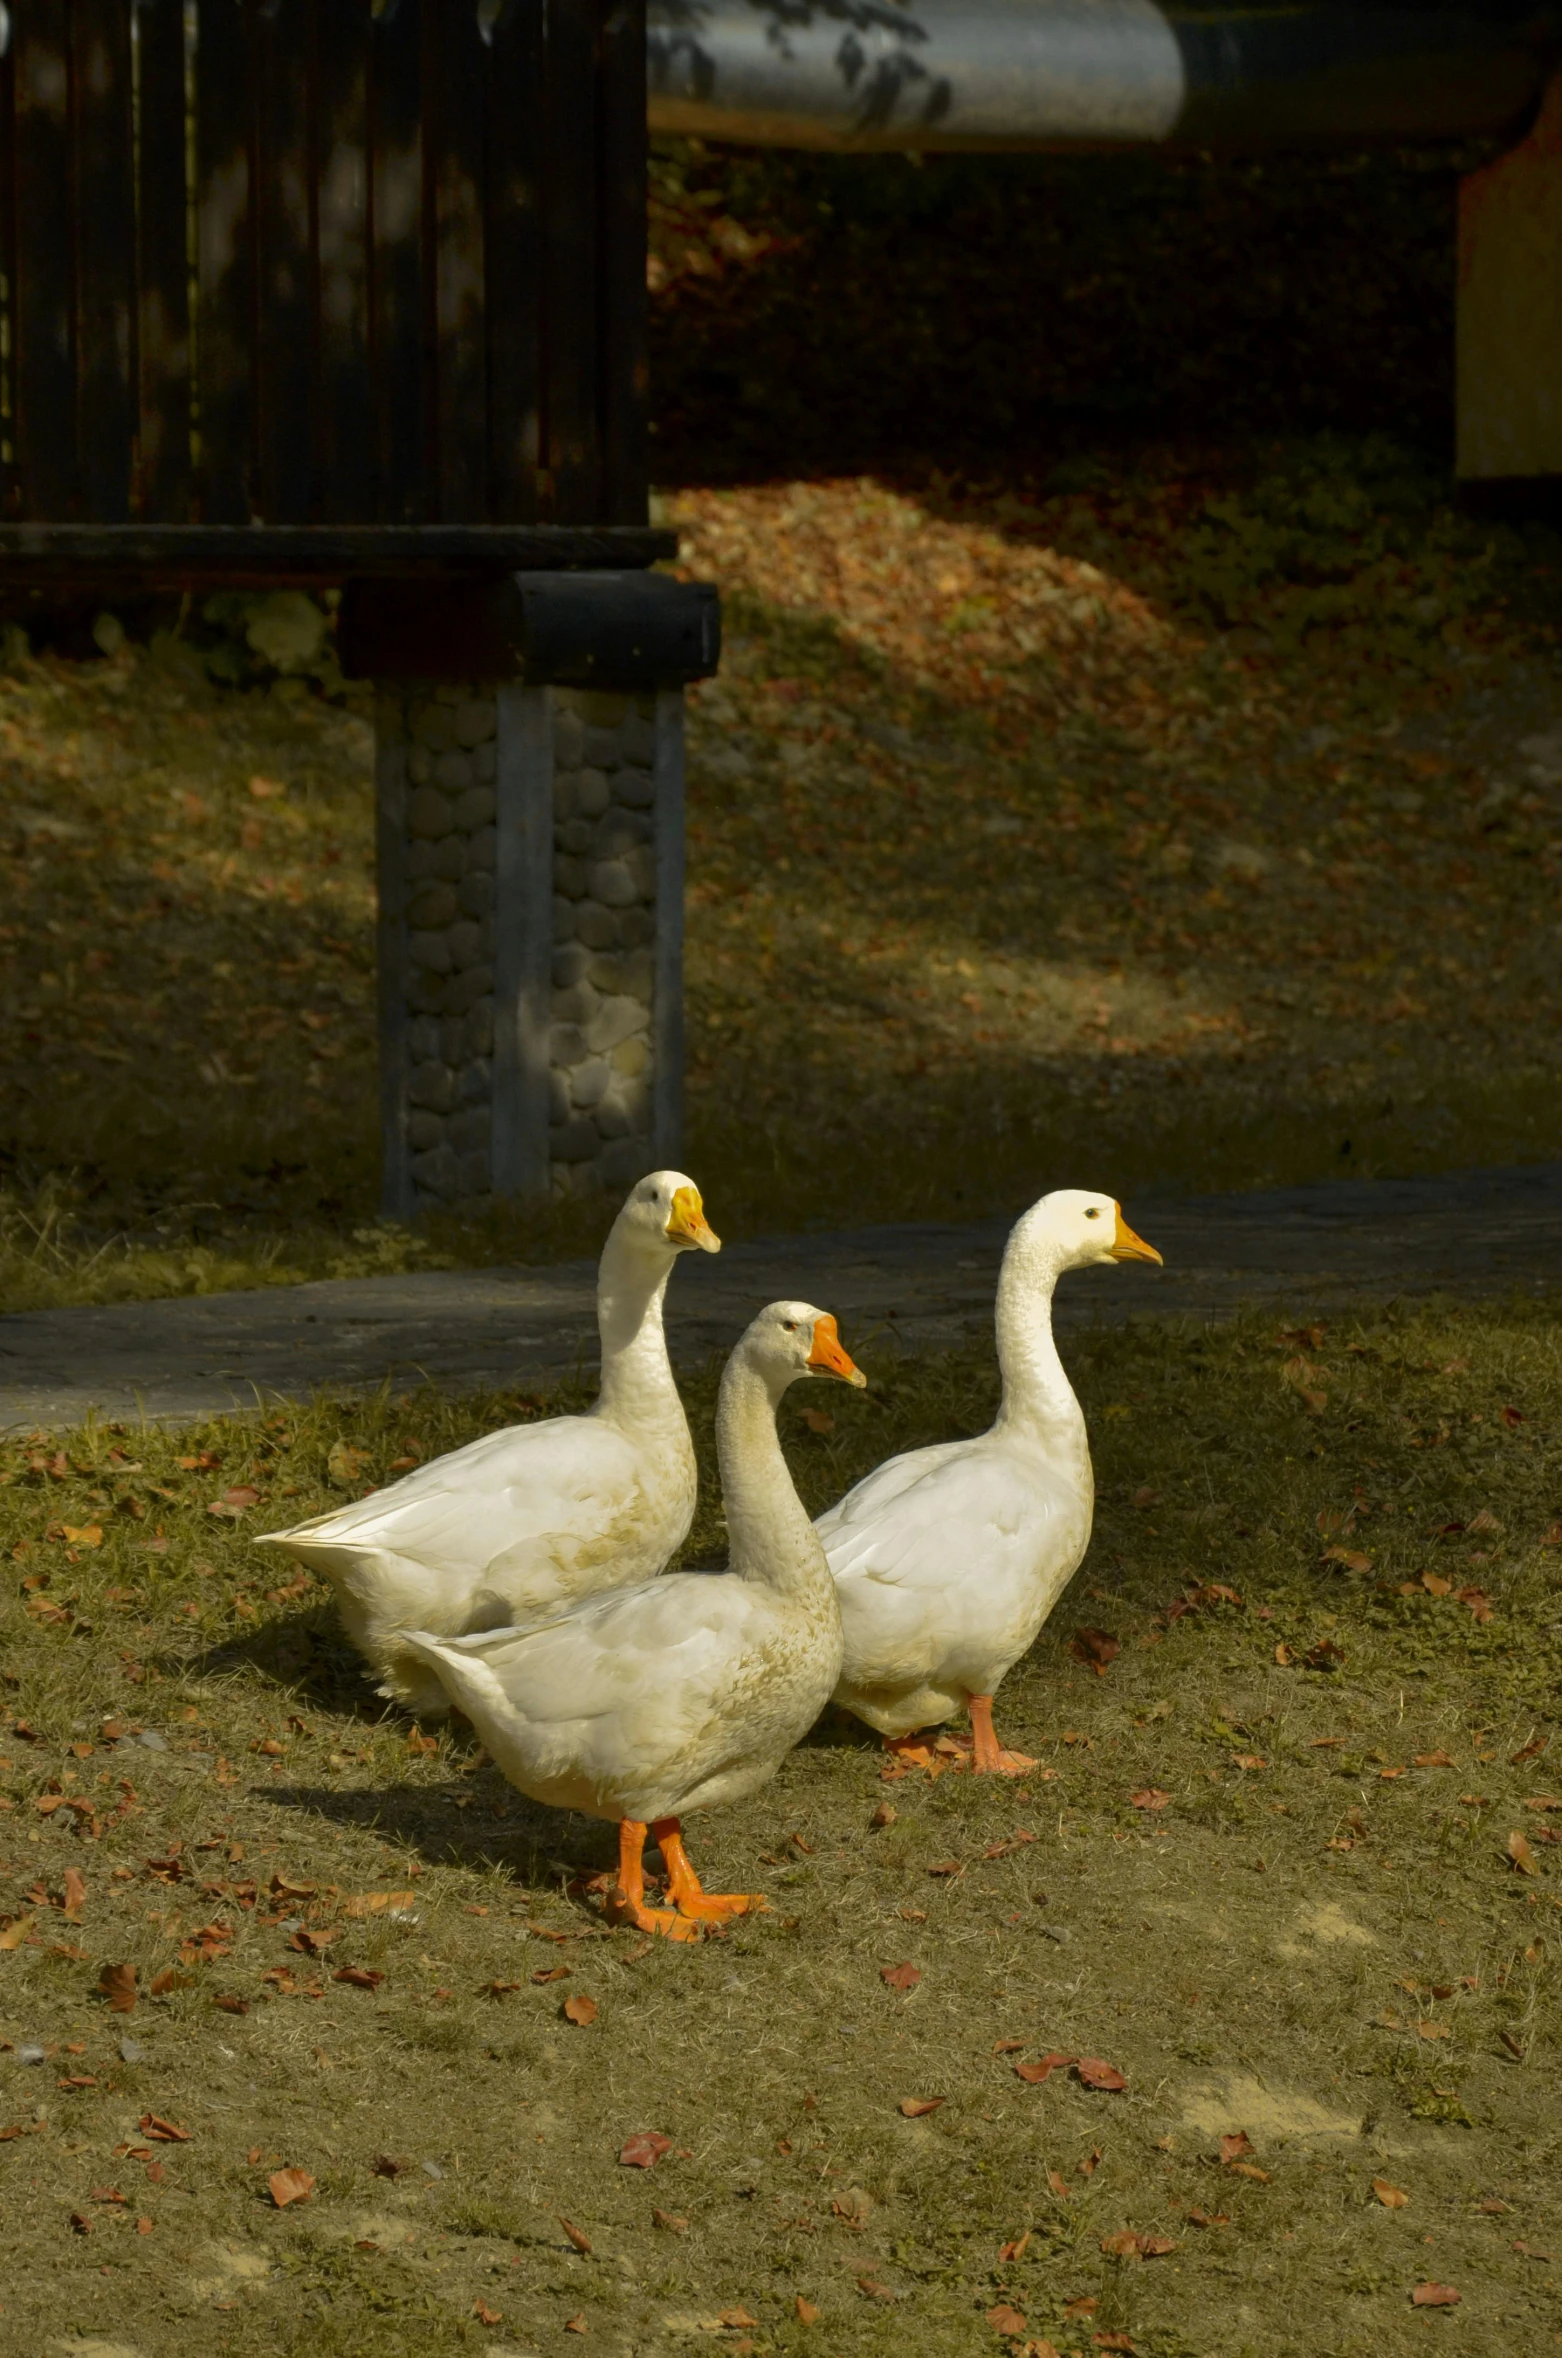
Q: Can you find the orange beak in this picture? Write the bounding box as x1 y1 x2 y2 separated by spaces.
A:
666 1185 721 1254
1109 1205 1162 1265
807 1313 867 1388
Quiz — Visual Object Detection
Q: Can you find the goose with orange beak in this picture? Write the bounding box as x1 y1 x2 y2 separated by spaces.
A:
819 1190 1161 1772
400 1303 866 1936
257 1171 721 1715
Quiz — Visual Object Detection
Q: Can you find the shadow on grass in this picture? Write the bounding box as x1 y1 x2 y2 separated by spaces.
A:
268 1775 617 1892
183 1606 395 1723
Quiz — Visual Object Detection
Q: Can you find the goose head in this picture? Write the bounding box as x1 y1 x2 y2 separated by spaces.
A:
613 1169 722 1260
741 1300 868 1400
1027 1188 1162 1273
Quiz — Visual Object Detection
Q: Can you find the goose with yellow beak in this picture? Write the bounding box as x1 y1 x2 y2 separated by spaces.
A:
820 1189 1161 1772
400 1302 866 1937
257 1171 720 1715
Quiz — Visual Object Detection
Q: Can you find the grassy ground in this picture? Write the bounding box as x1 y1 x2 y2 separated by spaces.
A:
0 149 1559 1302
1 1290 1558 2355
2 433 1561 1305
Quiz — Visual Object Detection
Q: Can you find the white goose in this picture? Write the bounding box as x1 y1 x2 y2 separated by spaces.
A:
255 1171 720 1716
400 1303 866 1939
820 1190 1161 1772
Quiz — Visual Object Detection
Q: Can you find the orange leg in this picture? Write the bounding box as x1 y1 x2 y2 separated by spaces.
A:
969 1694 1037 1776
651 1818 767 1921
604 1818 699 1942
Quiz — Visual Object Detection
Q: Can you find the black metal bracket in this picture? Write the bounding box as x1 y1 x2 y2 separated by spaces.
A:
338 569 720 686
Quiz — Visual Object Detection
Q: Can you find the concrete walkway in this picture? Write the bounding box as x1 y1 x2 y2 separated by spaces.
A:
0 1160 1558 1431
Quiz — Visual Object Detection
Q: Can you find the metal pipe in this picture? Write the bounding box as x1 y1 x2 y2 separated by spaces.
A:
647 0 1558 152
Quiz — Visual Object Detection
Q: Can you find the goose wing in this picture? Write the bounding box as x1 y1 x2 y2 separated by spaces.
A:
259 1412 643 1585
820 1438 1068 1679
419 1572 778 1788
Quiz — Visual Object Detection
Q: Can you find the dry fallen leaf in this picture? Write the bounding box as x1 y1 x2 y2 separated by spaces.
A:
881 1961 921 1991
795 2295 820 2324
0 1916 33 1952
98 1962 137 2013
998 2229 1032 2262
269 2166 314 2208
1186 2209 1230 2228
560 2216 593 2254
138 2113 189 2143
619 2131 672 2168
832 2187 873 2226
1220 2131 1254 2166
334 1966 385 1992
719 2310 759 2331
1414 1751 1455 1768
1507 1830 1538 1876
1373 2179 1409 2207
1069 1627 1120 1674
653 2208 689 2233
1047 2169 1070 2198
987 2303 1028 2334
1015 2052 1073 2085
533 1965 571 1985
564 1994 598 2026
898 2096 944 2118
856 2275 896 2301
1411 2283 1461 2307
1129 1788 1170 1811
1075 2057 1127 2092
473 2300 503 2327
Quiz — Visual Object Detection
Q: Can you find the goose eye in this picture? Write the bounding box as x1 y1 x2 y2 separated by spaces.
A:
782 1320 797 1332
1084 1208 1100 1219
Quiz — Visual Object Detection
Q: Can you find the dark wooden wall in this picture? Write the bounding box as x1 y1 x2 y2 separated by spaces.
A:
0 0 648 531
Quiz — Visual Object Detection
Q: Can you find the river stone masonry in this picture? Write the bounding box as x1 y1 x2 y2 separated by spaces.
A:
377 682 684 1220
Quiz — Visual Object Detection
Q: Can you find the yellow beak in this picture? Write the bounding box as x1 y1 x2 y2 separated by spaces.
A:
807 1313 868 1388
666 1185 721 1254
1109 1205 1162 1265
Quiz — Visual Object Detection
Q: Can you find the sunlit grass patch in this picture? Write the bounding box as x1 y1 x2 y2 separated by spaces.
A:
0 1296 1557 2351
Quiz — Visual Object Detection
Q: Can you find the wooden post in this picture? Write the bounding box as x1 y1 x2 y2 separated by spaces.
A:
1459 76 1562 490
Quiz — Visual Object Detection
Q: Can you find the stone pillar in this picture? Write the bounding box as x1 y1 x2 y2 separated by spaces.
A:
377 680 684 1220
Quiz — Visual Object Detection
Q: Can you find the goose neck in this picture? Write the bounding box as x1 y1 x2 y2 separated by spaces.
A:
717 1356 834 1604
593 1235 682 1425
991 1237 1086 1450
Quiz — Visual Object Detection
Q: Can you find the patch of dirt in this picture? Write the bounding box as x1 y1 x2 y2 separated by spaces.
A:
1177 2070 1362 2145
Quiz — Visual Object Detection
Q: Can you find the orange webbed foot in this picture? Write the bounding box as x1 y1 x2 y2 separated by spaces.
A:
650 1819 770 1924
604 1818 702 1940
969 1695 1035 1776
